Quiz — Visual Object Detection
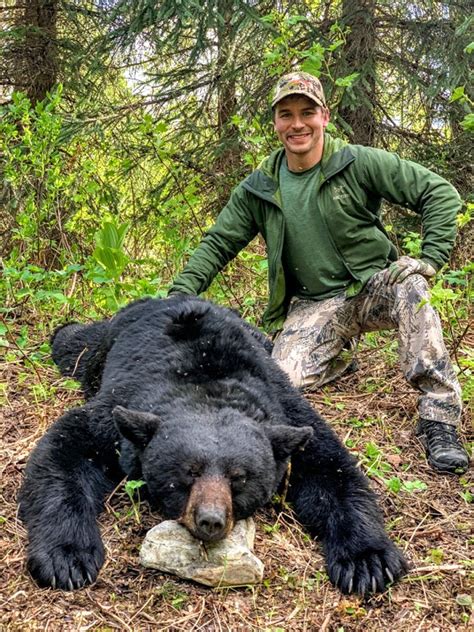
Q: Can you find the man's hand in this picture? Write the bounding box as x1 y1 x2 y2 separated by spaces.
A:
384 256 436 285
367 256 436 293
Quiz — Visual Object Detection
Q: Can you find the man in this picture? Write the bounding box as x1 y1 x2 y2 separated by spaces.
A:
169 71 469 474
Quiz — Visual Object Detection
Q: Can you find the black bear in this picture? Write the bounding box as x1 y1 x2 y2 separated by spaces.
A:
19 296 407 594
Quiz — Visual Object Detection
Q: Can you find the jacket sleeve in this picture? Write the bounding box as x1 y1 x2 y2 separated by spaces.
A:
169 184 259 295
359 147 461 270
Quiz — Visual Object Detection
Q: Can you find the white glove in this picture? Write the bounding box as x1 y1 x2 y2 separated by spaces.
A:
384 256 436 285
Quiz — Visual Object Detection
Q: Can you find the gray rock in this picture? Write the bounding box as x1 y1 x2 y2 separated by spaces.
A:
140 518 264 587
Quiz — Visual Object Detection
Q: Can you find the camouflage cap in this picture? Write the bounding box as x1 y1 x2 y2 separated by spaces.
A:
272 71 326 108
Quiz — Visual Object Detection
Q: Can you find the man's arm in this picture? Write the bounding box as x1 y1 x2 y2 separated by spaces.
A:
358 147 461 271
169 184 259 295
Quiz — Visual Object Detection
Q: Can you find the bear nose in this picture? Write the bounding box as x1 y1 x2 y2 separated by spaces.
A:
195 506 227 541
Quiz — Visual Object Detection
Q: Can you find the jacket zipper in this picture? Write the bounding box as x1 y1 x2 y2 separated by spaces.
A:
242 150 360 306
317 175 361 282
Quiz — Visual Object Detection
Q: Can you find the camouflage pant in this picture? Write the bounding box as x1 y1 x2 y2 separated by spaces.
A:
272 274 462 425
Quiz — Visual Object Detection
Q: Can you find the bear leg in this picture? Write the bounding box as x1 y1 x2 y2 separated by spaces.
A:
288 430 408 595
18 407 113 590
276 386 407 595
51 320 110 398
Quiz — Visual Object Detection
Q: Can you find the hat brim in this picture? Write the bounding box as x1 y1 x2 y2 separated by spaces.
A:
271 90 325 108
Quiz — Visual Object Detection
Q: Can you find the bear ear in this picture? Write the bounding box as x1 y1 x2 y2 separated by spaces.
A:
113 406 161 449
264 424 313 460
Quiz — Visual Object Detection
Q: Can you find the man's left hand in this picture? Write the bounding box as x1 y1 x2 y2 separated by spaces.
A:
384 256 436 285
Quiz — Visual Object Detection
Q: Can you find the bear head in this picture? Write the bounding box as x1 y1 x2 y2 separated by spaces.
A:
113 405 312 542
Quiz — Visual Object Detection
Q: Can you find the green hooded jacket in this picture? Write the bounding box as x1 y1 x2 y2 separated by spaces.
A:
170 134 460 331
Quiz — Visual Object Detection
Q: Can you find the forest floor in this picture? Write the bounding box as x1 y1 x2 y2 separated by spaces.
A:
1 326 472 632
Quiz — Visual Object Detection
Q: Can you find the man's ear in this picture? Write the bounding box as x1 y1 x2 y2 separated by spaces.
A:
322 107 330 128
264 424 313 460
113 406 161 449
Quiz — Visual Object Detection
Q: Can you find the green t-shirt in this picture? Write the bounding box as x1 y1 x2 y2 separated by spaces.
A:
279 158 353 300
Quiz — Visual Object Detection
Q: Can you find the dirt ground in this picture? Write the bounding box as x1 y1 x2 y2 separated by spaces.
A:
1 331 472 631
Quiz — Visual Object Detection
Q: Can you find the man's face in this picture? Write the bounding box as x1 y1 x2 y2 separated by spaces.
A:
273 95 329 165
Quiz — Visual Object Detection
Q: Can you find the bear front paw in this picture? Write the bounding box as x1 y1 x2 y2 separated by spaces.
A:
27 537 105 590
326 538 408 595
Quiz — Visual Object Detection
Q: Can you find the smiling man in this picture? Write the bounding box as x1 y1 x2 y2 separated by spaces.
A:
169 71 469 475
272 79 329 170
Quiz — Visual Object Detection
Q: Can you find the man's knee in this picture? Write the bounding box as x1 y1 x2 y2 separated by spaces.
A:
272 352 306 389
393 274 433 314
273 348 355 392
398 273 429 296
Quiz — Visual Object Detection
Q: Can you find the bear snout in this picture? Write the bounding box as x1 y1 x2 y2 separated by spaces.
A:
179 475 234 542
194 505 227 541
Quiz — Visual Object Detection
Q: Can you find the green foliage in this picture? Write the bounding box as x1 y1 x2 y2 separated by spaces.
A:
262 522 281 535
428 548 444 564
424 262 473 401
402 232 423 258
124 479 146 523
450 79 474 133
1 88 70 259
360 443 427 495
87 220 132 310
155 581 190 610
363 442 392 478
261 11 356 113
0 88 219 322
386 478 427 494
2 263 77 315
460 113 474 132
93 221 130 277
0 4 471 417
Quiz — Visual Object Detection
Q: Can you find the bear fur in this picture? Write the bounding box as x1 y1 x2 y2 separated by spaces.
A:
19 296 407 593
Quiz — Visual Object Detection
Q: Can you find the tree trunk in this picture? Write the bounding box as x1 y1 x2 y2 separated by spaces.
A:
338 0 377 145
12 0 59 105
213 0 241 214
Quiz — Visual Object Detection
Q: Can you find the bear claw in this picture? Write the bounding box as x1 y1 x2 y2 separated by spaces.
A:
328 541 407 595
27 536 104 590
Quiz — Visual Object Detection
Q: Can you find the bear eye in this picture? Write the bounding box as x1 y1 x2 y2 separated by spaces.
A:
230 470 247 486
186 465 202 479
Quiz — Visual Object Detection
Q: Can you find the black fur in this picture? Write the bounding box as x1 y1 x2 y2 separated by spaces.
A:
19 296 407 593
